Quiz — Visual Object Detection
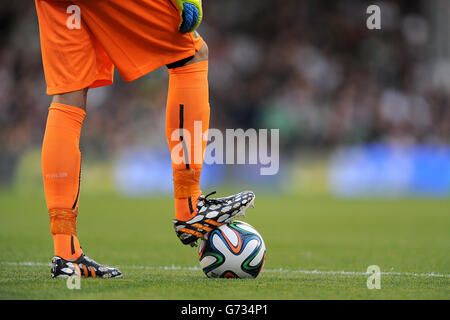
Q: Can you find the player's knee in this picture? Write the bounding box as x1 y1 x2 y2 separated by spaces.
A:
195 42 208 61
185 42 209 66
167 42 208 69
51 88 89 111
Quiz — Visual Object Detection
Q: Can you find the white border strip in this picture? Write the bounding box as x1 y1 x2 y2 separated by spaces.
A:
1 262 449 278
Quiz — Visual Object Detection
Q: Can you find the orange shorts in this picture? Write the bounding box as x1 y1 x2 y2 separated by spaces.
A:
35 0 204 95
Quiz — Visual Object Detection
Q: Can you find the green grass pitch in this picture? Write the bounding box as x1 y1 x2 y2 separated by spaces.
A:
0 190 449 299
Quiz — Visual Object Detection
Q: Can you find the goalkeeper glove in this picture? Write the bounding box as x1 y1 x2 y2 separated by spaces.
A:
173 0 203 34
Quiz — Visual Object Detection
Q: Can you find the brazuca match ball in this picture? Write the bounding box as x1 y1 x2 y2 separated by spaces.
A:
198 221 266 278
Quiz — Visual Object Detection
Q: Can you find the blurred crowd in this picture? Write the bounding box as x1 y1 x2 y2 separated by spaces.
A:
0 0 449 184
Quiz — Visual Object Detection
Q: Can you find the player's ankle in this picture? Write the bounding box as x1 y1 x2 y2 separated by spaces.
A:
174 196 200 221
52 234 83 261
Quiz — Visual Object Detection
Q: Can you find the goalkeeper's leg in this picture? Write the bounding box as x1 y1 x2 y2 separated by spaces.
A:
42 89 121 278
42 89 87 262
165 44 256 246
166 43 210 223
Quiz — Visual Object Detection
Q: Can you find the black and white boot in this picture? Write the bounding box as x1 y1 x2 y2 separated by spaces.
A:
173 191 256 246
51 254 122 279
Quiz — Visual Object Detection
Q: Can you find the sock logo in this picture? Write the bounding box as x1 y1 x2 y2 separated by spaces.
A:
45 172 68 179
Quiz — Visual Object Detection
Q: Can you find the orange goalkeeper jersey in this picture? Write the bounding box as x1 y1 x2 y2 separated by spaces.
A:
35 0 204 95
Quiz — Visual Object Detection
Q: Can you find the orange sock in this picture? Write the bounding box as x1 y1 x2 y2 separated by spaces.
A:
52 234 83 261
42 103 85 260
165 60 210 221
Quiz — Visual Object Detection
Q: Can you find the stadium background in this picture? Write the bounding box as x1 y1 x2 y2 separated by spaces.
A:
1 0 449 197
0 0 449 299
